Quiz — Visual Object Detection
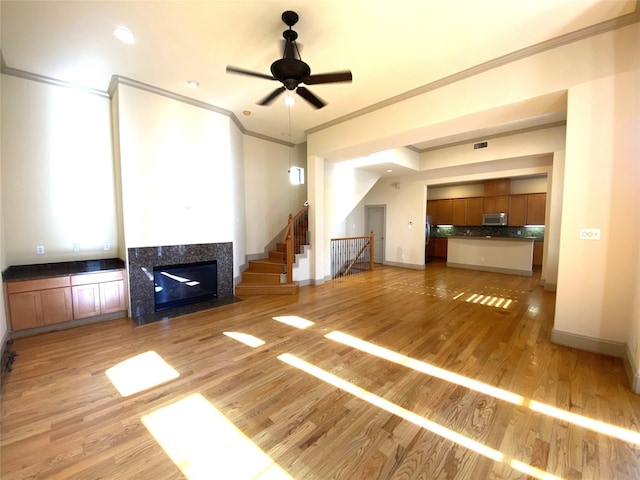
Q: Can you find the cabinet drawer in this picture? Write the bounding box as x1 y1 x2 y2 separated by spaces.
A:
6 276 70 294
71 270 124 286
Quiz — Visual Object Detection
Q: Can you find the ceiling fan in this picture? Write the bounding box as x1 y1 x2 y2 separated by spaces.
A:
226 10 352 109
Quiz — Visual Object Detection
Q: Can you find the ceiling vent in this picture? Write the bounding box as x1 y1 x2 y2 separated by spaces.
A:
473 141 488 149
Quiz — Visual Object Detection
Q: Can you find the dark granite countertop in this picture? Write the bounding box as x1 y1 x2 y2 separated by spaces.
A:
446 235 536 242
2 258 125 282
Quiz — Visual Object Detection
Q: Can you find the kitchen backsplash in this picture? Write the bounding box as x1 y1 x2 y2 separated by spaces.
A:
431 225 545 241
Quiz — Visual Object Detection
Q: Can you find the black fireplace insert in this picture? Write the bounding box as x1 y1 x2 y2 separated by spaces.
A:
153 261 217 311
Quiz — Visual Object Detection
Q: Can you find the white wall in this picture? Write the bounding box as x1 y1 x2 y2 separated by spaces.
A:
1 76 117 265
555 71 640 344
243 136 306 259
116 84 235 248
306 23 640 377
0 66 6 344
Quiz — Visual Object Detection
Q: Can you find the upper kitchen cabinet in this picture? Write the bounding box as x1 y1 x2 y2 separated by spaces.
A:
484 179 510 197
467 197 484 226
452 199 467 226
527 193 546 225
508 193 547 226
508 195 527 226
437 199 453 225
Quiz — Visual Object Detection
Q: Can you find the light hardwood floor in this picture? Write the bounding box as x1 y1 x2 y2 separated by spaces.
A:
2 263 639 479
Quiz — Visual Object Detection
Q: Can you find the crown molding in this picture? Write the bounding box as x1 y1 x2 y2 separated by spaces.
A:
306 3 640 138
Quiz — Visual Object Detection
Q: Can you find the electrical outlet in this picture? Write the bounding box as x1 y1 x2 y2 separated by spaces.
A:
36 245 45 255
580 228 601 240
104 242 111 251
73 243 80 252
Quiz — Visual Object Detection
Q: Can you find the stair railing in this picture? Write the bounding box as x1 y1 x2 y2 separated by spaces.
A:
282 204 309 284
330 232 375 278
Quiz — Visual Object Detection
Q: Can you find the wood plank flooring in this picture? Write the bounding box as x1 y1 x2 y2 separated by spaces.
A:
2 262 640 479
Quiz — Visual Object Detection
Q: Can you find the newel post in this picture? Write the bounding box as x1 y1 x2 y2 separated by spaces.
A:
286 214 294 284
369 231 375 271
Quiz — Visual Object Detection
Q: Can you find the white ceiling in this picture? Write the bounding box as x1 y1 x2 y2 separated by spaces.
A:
0 1 636 150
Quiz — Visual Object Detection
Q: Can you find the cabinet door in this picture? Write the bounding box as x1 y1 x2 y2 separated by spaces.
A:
495 196 508 214
434 238 448 258
427 200 439 226
467 197 484 226
527 193 546 225
483 197 496 214
452 199 467 226
41 287 73 325
436 199 453 225
9 291 44 330
72 284 101 319
495 179 510 196
533 242 544 266
508 195 527 226
100 280 126 314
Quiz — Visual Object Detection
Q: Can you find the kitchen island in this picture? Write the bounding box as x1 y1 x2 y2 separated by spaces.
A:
446 236 534 276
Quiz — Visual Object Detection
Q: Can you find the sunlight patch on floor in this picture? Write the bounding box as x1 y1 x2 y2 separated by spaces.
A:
325 331 640 446
106 351 179 397
224 332 266 348
273 315 314 329
142 393 293 480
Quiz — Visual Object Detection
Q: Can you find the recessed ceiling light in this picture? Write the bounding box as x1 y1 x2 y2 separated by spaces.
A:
386 169 393 173
187 80 199 88
242 110 251 116
113 26 135 44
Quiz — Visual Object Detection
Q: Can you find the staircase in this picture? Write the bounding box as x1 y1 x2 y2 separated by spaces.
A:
235 206 308 297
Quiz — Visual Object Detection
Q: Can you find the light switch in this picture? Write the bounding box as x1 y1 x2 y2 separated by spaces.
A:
580 228 601 240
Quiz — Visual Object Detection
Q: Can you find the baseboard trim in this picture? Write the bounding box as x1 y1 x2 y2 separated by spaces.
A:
384 261 425 270
447 262 532 277
551 328 639 393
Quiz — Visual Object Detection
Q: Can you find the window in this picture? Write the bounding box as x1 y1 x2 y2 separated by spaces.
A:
289 166 305 185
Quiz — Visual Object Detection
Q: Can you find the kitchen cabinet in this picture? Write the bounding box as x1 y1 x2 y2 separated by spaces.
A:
71 270 126 320
452 199 467 226
427 200 438 225
436 199 453 225
484 179 510 197
7 277 73 330
508 195 527 226
467 197 484 226
533 241 544 266
527 193 546 225
433 238 448 258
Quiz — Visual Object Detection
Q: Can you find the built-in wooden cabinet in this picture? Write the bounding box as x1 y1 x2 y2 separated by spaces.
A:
508 195 527 226
6 269 127 331
452 199 467 226
6 277 73 330
527 193 546 225
508 193 547 226
466 197 484 226
533 241 544 266
71 270 127 320
436 199 453 225
484 179 510 197
433 237 448 258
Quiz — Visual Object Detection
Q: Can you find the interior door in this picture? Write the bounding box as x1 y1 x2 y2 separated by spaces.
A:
366 206 385 264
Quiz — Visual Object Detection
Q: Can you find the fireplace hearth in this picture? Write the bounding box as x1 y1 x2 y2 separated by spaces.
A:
128 243 236 325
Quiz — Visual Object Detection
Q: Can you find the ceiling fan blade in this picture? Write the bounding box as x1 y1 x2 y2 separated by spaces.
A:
226 66 275 81
258 86 286 106
296 86 326 109
304 71 352 85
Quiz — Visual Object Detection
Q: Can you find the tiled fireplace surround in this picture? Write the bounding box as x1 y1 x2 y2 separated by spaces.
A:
127 243 234 325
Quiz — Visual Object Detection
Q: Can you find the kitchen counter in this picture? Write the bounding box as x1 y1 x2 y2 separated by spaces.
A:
2 258 125 282
446 236 533 276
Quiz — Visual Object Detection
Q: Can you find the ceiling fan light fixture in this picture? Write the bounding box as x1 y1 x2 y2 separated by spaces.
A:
113 26 135 44
284 95 295 106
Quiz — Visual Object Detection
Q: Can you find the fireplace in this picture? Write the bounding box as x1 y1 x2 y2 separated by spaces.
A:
128 243 234 325
154 261 217 311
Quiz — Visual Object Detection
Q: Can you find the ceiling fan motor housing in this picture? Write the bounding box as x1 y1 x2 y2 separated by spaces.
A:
270 58 311 90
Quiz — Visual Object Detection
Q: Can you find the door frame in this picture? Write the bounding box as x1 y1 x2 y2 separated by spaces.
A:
365 204 386 264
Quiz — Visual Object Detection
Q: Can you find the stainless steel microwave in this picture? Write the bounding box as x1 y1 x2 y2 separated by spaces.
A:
482 213 508 226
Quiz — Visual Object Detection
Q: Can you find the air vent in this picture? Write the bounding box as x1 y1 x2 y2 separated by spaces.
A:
473 141 488 149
